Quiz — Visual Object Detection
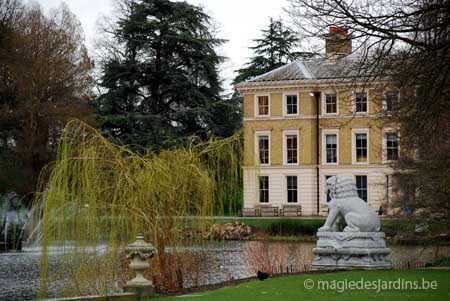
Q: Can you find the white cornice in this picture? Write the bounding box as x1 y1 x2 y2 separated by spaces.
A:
236 78 392 93
243 113 384 122
242 165 395 171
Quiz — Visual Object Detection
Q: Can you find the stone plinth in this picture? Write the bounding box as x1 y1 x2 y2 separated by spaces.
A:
311 232 392 270
123 235 156 298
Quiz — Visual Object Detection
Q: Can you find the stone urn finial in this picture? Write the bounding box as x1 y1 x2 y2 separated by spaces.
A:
123 235 156 297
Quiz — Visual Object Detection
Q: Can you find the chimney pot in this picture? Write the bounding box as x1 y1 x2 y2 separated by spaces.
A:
325 26 352 58
329 26 348 35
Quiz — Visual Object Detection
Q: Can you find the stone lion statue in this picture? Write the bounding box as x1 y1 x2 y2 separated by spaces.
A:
318 176 380 232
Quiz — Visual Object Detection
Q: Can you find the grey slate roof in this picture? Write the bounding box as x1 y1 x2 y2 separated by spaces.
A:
242 56 367 84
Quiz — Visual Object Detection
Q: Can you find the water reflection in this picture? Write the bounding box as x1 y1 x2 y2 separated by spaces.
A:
1 242 449 301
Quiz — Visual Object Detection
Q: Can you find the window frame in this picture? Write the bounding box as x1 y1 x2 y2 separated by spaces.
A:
355 175 368 203
322 92 339 115
285 175 298 203
254 93 271 117
259 175 270 203
283 92 299 117
382 128 400 163
352 128 370 165
254 131 271 166
352 90 369 115
383 90 400 113
322 129 339 165
283 129 299 165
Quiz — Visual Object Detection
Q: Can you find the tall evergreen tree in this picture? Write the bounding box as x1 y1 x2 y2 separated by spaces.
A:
234 18 308 84
96 0 235 148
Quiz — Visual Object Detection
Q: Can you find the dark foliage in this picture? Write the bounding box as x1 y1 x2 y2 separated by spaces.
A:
96 0 240 148
0 1 94 199
233 18 312 85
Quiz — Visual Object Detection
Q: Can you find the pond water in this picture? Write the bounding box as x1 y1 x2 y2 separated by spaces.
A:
1 241 449 301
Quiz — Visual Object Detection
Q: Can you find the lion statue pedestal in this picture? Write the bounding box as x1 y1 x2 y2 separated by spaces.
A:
312 232 392 269
311 176 392 270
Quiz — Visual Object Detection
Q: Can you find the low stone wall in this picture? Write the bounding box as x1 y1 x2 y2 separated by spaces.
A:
46 292 138 301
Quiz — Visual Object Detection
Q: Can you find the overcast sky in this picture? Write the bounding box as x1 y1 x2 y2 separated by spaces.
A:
35 0 290 92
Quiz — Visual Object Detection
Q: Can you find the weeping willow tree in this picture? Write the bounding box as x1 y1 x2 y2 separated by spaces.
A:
31 119 242 298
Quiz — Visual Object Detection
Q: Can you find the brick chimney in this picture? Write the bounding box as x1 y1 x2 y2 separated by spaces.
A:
325 26 352 58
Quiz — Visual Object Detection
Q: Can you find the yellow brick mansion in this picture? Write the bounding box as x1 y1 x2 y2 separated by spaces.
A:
236 27 401 216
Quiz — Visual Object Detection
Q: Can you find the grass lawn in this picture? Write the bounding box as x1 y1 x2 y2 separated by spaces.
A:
213 218 325 236
179 217 421 241
210 218 406 238
148 269 450 301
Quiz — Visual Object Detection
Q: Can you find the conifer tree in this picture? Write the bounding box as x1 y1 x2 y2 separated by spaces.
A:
234 18 309 84
96 0 237 147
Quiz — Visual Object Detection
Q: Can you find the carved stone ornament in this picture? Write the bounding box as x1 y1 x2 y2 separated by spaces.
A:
123 235 156 297
126 235 156 260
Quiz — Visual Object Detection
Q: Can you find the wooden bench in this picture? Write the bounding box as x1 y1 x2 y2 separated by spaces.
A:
240 208 258 217
260 206 279 217
280 204 302 217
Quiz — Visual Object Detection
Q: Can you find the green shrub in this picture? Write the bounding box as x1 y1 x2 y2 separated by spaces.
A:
214 218 325 236
425 256 450 267
380 219 415 236
263 219 324 235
